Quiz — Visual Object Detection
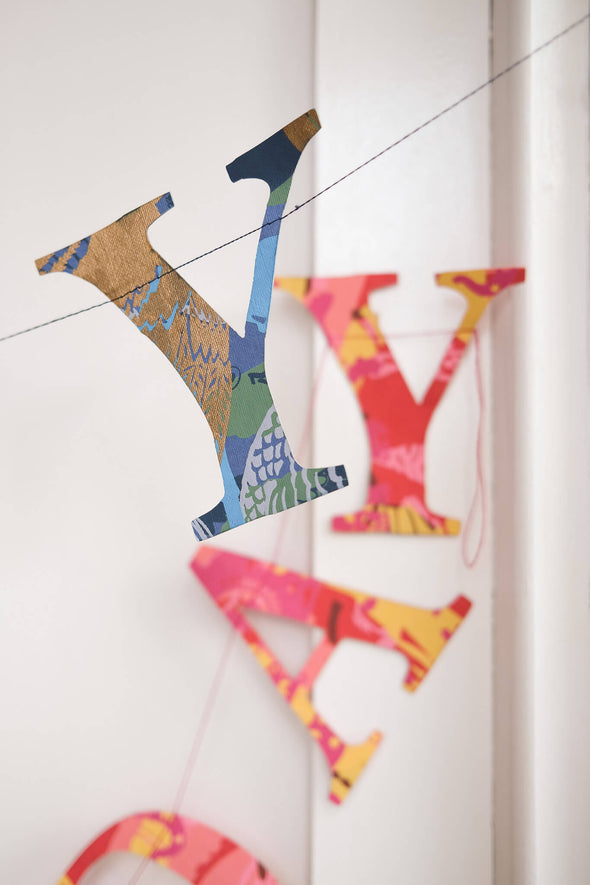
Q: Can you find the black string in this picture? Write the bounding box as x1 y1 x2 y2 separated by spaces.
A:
1 10 587 346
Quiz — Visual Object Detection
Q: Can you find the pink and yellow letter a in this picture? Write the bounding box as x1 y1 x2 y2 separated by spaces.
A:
192 547 471 804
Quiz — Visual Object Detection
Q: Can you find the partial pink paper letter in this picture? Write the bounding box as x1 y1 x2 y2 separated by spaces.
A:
57 810 278 884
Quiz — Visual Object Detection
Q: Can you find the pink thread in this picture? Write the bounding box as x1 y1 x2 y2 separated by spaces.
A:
128 344 331 884
461 329 486 568
347 326 479 340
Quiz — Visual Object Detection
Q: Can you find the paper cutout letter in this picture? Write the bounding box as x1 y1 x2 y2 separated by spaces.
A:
191 546 471 804
35 111 348 540
276 269 525 534
57 810 279 884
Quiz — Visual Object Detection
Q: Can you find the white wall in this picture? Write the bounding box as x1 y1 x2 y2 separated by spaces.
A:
0 1 588 883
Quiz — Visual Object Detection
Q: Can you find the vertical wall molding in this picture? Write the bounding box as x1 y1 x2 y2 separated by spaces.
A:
492 2 590 882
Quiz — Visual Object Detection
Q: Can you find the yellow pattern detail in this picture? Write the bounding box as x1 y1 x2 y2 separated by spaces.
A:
329 582 467 695
252 644 273 670
129 818 173 857
436 271 492 345
274 277 308 302
329 731 382 805
339 320 378 367
339 504 461 535
290 684 315 726
369 598 464 692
